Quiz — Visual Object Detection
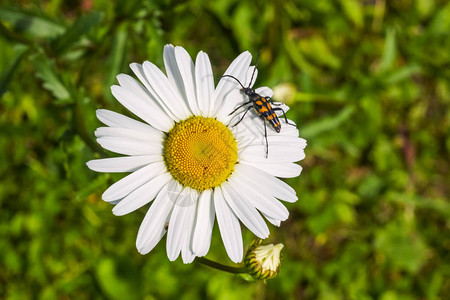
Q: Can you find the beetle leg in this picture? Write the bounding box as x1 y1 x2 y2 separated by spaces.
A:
273 107 297 128
259 116 269 158
264 118 268 158
267 97 283 106
232 105 253 127
228 101 252 116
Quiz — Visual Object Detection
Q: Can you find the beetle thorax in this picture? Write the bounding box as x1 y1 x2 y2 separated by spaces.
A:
243 87 254 96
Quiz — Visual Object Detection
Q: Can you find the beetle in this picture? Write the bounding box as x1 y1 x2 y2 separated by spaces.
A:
222 53 296 158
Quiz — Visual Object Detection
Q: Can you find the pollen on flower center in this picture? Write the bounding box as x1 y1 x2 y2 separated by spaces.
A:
163 116 238 191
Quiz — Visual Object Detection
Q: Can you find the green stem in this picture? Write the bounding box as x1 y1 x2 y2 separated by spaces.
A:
195 257 248 274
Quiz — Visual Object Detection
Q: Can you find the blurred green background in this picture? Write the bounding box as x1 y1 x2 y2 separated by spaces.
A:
1 0 449 299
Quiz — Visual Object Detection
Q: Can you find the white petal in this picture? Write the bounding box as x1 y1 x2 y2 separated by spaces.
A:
102 162 167 202
237 130 306 162
166 188 194 261
241 161 302 178
86 155 161 173
165 179 183 206
221 183 270 239
255 86 273 98
195 51 215 117
181 189 198 264
174 46 200 115
163 45 194 116
96 109 163 132
273 102 290 116
111 85 173 131
136 184 175 254
238 131 306 150
239 144 305 163
244 66 258 88
262 214 281 227
94 127 163 141
192 189 214 256
112 172 172 216
116 74 174 131
227 174 289 221
214 188 243 263
241 134 306 157
234 116 304 154
212 51 252 120
96 136 162 156
218 89 250 126
235 164 297 203
238 110 299 137
129 62 180 122
142 61 190 120
280 119 299 135
266 135 307 147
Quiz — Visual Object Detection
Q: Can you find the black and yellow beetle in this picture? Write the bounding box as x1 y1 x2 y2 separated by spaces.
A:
222 54 296 158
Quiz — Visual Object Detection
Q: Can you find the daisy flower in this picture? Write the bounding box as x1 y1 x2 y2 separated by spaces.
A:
87 45 306 263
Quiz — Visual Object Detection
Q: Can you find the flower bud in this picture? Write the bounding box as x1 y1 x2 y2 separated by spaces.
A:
244 240 284 280
273 82 296 105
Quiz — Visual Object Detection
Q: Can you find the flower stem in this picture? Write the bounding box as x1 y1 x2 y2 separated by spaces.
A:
195 257 248 274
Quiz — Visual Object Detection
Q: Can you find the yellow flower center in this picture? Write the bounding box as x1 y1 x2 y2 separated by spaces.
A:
163 116 238 191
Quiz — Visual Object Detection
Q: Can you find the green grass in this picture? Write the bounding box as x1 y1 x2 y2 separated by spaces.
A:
1 0 449 299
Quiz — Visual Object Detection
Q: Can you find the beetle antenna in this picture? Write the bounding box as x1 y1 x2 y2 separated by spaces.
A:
249 50 261 88
221 75 246 89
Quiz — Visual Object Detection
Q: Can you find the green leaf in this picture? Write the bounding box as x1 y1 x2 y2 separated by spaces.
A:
378 28 396 73
339 0 364 28
416 0 435 19
428 1 450 35
0 6 64 38
0 45 28 98
334 202 355 224
388 192 450 218
52 11 104 54
232 2 253 50
30 51 71 101
298 36 341 69
284 38 320 75
306 205 336 235
302 106 355 138
104 24 128 100
384 64 421 84
375 221 428 274
95 258 139 300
